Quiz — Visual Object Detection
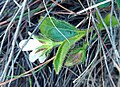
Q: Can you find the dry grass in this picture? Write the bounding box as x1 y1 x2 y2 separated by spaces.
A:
0 0 120 87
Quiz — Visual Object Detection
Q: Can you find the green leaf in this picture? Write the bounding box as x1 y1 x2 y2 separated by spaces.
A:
116 0 120 10
104 14 118 26
53 31 86 74
39 17 79 41
97 0 110 8
97 14 119 30
65 43 87 67
65 49 85 67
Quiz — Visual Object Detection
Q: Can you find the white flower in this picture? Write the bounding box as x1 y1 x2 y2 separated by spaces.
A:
19 39 47 63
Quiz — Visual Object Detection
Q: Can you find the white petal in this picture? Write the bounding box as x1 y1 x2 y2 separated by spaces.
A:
29 50 39 62
19 39 43 51
38 53 47 63
29 50 47 63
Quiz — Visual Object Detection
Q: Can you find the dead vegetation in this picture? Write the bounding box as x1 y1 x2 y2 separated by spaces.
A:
0 0 120 87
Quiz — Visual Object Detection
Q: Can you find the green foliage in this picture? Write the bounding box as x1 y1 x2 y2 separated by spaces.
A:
39 17 79 41
97 0 110 8
97 14 119 30
30 33 63 59
116 0 120 10
38 14 118 74
53 32 86 74
65 43 87 67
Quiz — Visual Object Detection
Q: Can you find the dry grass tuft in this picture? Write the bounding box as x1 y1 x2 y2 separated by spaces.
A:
0 0 120 87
